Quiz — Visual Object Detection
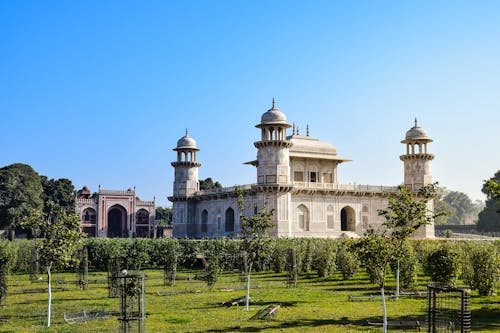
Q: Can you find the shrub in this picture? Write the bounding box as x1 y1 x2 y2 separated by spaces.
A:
390 242 418 289
461 242 499 296
314 240 337 278
0 241 10 304
270 239 288 273
337 241 360 280
426 243 460 286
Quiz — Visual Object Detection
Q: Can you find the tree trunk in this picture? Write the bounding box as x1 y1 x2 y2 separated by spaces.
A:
47 265 52 328
245 262 253 311
381 286 387 333
396 260 400 299
245 273 251 311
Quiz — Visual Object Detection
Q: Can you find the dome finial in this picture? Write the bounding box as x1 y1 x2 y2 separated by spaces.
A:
306 124 310 136
185 128 188 136
272 97 275 109
414 118 418 127
292 123 296 135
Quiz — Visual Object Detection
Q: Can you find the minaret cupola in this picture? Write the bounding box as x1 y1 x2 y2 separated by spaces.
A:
171 129 201 197
400 119 434 189
254 99 293 186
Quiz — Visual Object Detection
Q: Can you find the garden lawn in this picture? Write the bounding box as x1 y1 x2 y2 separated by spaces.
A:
0 268 498 332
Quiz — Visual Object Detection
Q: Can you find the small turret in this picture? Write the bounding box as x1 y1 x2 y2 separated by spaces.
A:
171 130 201 196
254 99 293 185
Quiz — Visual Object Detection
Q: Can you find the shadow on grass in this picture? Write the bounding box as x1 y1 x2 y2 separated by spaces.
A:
471 306 500 331
197 314 426 332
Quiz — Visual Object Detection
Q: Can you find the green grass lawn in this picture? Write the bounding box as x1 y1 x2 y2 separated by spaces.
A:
0 269 498 332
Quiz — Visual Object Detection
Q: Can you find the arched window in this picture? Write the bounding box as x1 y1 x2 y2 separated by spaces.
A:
297 205 309 231
136 209 149 224
82 208 96 224
340 206 356 232
225 208 235 233
202 209 208 233
326 205 334 229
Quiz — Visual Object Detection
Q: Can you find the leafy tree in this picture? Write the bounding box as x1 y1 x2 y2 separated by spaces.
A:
442 191 475 225
199 177 222 191
236 187 274 311
0 163 43 239
155 206 172 226
477 171 500 232
486 178 500 205
41 177 75 213
378 183 440 297
433 188 455 225
426 243 460 286
352 230 393 333
20 204 86 328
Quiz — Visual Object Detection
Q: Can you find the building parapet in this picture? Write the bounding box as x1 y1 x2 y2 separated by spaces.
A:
137 200 155 205
293 182 398 193
76 198 95 204
99 189 134 196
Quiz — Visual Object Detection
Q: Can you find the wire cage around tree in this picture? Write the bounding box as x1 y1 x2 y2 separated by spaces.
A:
118 272 145 333
427 283 471 333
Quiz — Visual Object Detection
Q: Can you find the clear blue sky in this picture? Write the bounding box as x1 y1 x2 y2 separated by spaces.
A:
1 1 499 206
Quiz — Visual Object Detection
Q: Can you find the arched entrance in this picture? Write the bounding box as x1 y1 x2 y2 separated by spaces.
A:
340 206 356 232
107 205 127 238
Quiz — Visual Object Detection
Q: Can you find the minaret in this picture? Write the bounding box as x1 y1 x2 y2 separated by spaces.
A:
170 130 201 238
254 99 293 186
400 119 434 189
172 129 201 196
400 119 435 238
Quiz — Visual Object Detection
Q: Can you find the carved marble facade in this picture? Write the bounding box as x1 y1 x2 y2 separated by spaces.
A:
169 102 435 239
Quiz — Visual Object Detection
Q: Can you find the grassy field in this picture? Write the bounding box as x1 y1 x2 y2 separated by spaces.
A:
0 268 498 333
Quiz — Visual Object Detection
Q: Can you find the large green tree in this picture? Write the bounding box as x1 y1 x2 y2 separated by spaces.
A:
0 163 43 239
155 206 172 226
21 204 86 327
199 177 222 191
442 190 476 225
41 176 75 213
477 171 500 232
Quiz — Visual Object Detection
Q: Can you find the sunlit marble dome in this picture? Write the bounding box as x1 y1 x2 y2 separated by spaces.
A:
175 130 198 150
257 99 291 128
404 119 432 142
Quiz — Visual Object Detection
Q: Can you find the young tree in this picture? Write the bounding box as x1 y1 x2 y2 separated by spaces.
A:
378 183 440 297
20 204 86 328
352 230 393 333
236 188 274 311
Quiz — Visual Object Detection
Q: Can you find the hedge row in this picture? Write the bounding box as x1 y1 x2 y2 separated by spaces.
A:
1 238 498 295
